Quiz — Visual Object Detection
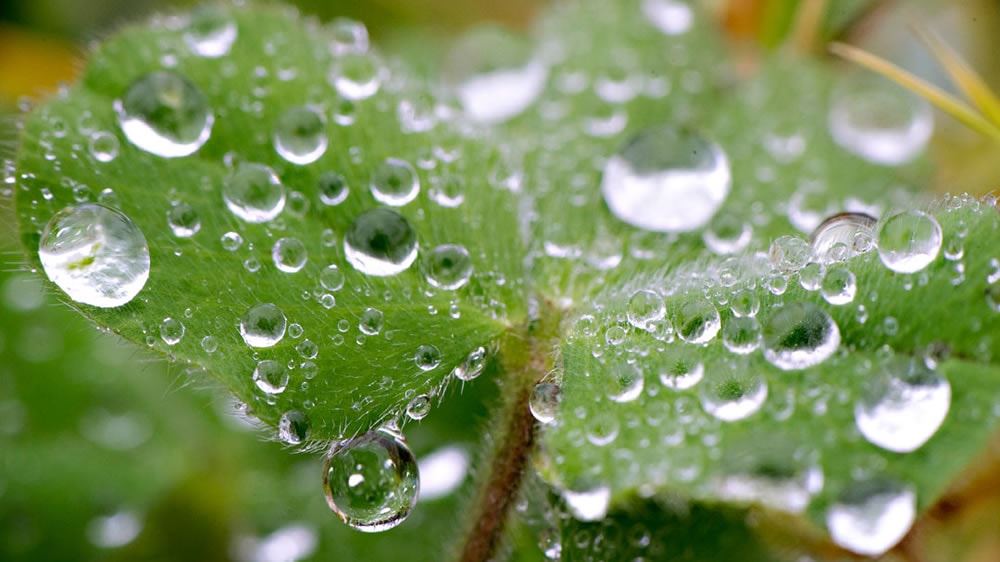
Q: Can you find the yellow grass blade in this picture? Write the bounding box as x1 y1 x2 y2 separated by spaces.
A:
830 42 1000 142
912 25 1000 127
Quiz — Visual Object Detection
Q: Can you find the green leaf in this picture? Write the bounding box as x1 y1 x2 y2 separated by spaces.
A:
13 5 526 442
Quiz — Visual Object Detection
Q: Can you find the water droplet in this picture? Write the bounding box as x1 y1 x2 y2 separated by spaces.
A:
762 302 840 370
89 131 120 163
221 231 243 251
296 339 318 359
658 348 704 390
811 212 877 263
424 244 473 290
453 346 487 381
730 289 760 318
770 235 812 272
855 358 951 453
323 427 419 532
329 17 369 55
586 411 620 446
115 70 213 158
700 369 768 421
183 5 237 58
278 410 311 444
320 264 345 292
715 445 823 513
798 262 824 291
167 201 200 238
406 395 431 420
826 479 916 556
829 80 932 166
159 317 184 345
414 345 441 371
253 360 289 394
530 382 560 424
877 211 942 274
359 308 384 336
606 363 644 403
641 0 694 35
272 237 308 273
344 208 418 276
428 174 465 208
626 289 665 331
722 316 761 355
703 213 752 255
370 158 419 206
329 53 382 100
38 204 150 308
274 105 328 165
673 297 721 344
562 485 611 522
821 266 857 305
223 163 286 223
318 171 349 206
201 335 218 353
602 126 730 232
239 303 287 348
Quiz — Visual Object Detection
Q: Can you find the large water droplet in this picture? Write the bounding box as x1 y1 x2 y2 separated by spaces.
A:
673 297 721 344
826 479 916 556
253 359 289 394
240 303 287 348
855 358 951 453
370 158 419 206
877 211 942 274
626 289 665 331
323 427 419 532
762 302 840 370
272 237 308 273
699 369 768 422
115 71 213 158
344 208 418 276
829 80 932 166
38 203 150 308
183 5 237 58
530 382 560 424
223 163 286 223
601 126 730 233
274 106 328 165
810 212 877 263
424 244 473 290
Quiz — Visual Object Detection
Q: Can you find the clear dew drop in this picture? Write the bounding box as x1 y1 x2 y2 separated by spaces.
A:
658 348 704 390
323 427 419 533
699 370 768 422
201 335 218 353
606 363 644 403
601 126 730 233
329 52 382 100
810 212 877 263
424 244 473 290
89 131 120 163
115 70 213 158
38 203 150 308
562 485 611 522
167 201 200 238
239 303 287 348
273 105 328 165
626 289 665 331
641 0 694 35
253 359 289 394
159 317 184 346
828 80 932 166
318 171 349 206
370 158 419 206
344 208 418 276
826 479 916 556
414 345 441 371
529 382 560 424
703 213 752 255
183 5 237 58
453 346 487 381
722 316 761 355
359 308 384 336
769 235 812 272
821 266 857 305
673 297 721 344
406 395 431 420
320 264 345 292
855 358 951 453
223 163 286 223
272 237 308 273
877 211 942 274
278 410 311 444
715 445 823 514
328 17 369 56
762 302 840 370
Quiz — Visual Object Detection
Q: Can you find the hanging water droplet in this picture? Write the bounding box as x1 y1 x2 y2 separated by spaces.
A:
855 358 951 453
89 131 120 163
159 317 184 345
699 369 768 422
606 363 644 403
821 266 857 305
826 479 916 556
166 201 200 238
239 303 287 348
414 345 441 371
183 5 237 58
318 171 349 206
762 302 840 370
323 427 419 532
626 289 665 331
810 212 877 263
406 395 431 420
828 79 932 166
274 105 328 165
424 244 473 290
770 235 812 272
253 360 289 394
453 346 487 381
530 382 560 424
344 208 418 276
722 316 761 355
673 297 721 344
115 70 213 158
272 237 308 273
877 211 942 274
278 410 311 444
641 0 694 35
223 163 286 223
38 203 150 308
602 126 730 233
329 53 383 100
370 158 419 206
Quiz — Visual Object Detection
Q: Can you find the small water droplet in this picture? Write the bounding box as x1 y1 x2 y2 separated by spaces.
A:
239 303 287 348
626 289 665 331
424 244 473 290
183 5 237 58
38 203 150 308
329 53 383 100
274 105 328 165
811 212 878 263
821 266 857 305
359 308 384 336
253 360 289 394
699 369 768 422
829 80 932 166
770 235 812 272
221 231 243 252
762 302 840 370
115 71 213 158
606 363 644 403
414 345 441 371
453 346 487 381
89 131 120 163
370 158 419 206
855 358 950 453
320 264 345 292
722 316 761 355
659 348 704 390
159 317 184 345
641 0 694 35
826 479 915 556
278 410 311 444
167 201 200 238
344 208 418 276
272 237 308 273
562 485 610 522
703 213 752 255
673 297 721 344
877 211 942 274
406 395 431 420
529 382 560 424
223 163 286 223
318 171 349 206
200 335 218 353
328 18 369 56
